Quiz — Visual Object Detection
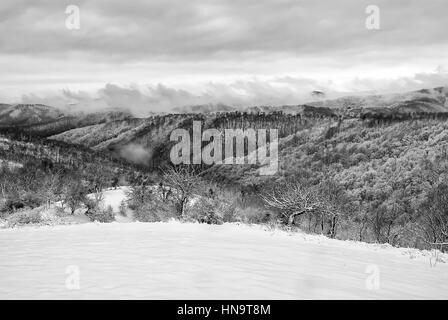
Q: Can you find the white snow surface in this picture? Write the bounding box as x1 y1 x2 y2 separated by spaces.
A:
0 221 447 299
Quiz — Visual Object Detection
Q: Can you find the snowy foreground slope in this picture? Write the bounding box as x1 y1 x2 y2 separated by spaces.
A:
0 221 447 299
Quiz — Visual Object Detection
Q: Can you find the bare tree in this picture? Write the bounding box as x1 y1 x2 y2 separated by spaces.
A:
39 170 62 210
261 182 322 226
356 209 369 242
162 165 205 218
61 174 88 215
418 182 448 251
318 179 351 238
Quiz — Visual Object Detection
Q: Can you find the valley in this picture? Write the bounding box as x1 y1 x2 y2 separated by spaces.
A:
1 87 448 252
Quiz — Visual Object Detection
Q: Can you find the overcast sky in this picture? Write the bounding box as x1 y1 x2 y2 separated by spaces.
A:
1 0 447 114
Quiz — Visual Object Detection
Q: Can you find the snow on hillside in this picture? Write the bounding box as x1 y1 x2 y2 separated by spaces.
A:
93 187 132 222
88 187 130 212
0 221 447 299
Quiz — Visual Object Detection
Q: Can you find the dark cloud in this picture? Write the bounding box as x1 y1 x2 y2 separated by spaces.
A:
1 0 447 106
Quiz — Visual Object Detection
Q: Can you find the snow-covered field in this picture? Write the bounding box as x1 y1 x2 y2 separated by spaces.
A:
0 220 447 299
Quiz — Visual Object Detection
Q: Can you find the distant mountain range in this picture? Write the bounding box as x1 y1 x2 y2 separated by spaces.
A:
0 86 447 170
172 103 238 114
1 87 447 126
171 87 448 115
307 86 448 116
0 104 64 126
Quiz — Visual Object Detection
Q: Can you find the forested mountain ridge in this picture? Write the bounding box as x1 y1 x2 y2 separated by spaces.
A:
0 104 64 126
1 87 448 173
308 86 448 117
0 103 134 137
1 87 448 248
1 86 447 132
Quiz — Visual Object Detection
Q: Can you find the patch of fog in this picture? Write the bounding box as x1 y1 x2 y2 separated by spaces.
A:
119 144 152 166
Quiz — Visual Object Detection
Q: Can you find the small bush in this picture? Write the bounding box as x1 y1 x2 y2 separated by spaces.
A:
221 205 237 223
128 184 176 222
6 210 42 226
84 203 115 223
22 192 42 208
187 197 223 225
215 192 239 223
133 199 175 222
54 205 68 217
235 206 274 224
4 198 26 211
185 187 241 225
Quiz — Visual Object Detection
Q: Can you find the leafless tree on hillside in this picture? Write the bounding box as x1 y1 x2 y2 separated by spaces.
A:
260 182 322 226
162 165 206 217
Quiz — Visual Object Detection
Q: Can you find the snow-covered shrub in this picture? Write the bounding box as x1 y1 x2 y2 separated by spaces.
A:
54 205 68 217
221 203 237 223
134 204 168 222
233 206 273 224
186 197 223 225
185 185 243 224
6 209 42 226
133 197 176 222
85 205 115 223
216 190 239 223
264 217 284 231
84 197 115 223
128 183 176 222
